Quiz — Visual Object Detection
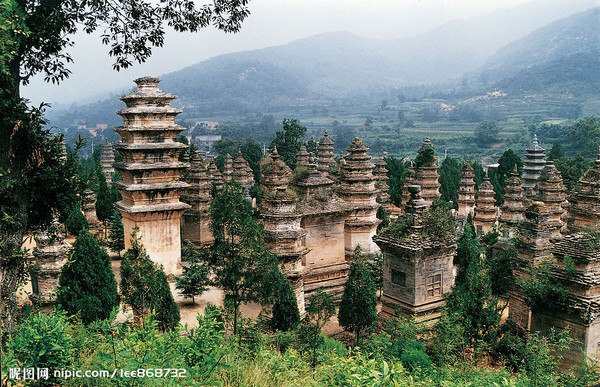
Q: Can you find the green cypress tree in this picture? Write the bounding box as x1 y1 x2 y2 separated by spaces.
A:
271 272 300 332
210 180 280 335
120 232 180 331
95 169 118 223
65 205 88 236
107 210 124 257
338 246 378 344
175 241 210 304
269 118 307 169
490 149 522 205
56 230 119 324
446 217 502 347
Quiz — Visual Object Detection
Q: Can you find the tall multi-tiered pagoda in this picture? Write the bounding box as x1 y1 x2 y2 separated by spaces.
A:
113 77 190 276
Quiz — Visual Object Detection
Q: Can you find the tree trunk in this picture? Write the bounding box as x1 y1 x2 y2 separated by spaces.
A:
233 295 239 335
0 205 28 332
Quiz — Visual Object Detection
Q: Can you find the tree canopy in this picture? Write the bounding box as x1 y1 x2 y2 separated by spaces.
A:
209 180 280 334
269 118 307 169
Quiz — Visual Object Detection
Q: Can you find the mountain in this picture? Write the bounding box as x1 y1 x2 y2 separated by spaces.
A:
46 1 599 129
476 8 600 83
495 50 600 96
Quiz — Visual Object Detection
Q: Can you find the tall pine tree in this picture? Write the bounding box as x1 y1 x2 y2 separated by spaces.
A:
446 217 502 347
56 230 119 324
107 210 124 257
338 246 378 344
120 231 180 331
175 241 210 305
271 272 300 332
210 181 280 334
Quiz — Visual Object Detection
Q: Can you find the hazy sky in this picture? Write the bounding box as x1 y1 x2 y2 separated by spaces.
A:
22 0 597 106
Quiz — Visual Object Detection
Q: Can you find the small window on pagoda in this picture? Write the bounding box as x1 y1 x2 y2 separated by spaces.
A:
426 273 442 298
476 225 483 236
392 270 406 287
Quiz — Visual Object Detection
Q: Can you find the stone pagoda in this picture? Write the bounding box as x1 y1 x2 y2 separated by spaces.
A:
473 175 497 236
31 221 70 307
208 160 224 191
113 77 190 276
339 137 380 257
567 148 600 231
509 162 567 333
232 149 255 188
499 165 526 238
295 145 310 169
522 135 546 199
317 132 336 179
100 142 115 182
294 153 349 300
374 185 457 326
181 151 214 247
413 138 441 206
540 233 600 366
373 156 391 212
401 163 416 211
260 148 308 315
223 154 233 182
456 163 476 228
81 188 102 233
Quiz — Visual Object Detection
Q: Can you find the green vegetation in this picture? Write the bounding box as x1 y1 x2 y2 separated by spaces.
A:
474 121 500 148
175 242 210 305
338 247 378 344
298 289 336 368
107 210 124 257
269 118 308 169
271 273 301 332
65 205 88 236
490 149 523 205
447 220 504 348
120 231 180 331
209 180 281 334
56 230 119 324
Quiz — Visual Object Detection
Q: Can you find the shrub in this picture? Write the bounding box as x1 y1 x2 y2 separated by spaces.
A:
56 230 119 324
65 205 88 236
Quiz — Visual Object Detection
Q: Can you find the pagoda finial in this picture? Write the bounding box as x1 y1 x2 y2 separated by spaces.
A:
532 134 539 146
272 146 279 159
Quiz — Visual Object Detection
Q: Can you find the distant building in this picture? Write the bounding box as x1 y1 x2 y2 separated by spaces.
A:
195 135 222 152
195 121 219 131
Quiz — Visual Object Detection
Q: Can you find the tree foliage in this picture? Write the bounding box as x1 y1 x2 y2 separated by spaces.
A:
1 0 251 331
175 241 210 304
271 273 301 332
568 116 600 158
269 118 307 169
446 218 503 348
384 156 408 206
298 289 335 368
65 205 88 236
338 247 378 344
120 231 180 331
95 168 119 223
489 149 522 205
555 154 593 191
107 210 124 256
56 230 119 324
438 157 462 206
474 121 500 147
209 180 280 334
6 310 74 386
